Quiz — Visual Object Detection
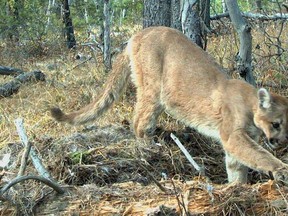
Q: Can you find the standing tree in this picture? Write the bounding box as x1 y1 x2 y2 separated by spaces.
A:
143 0 171 28
143 0 209 49
199 0 210 49
225 0 256 86
170 0 181 30
62 0 76 49
103 0 112 70
181 0 203 48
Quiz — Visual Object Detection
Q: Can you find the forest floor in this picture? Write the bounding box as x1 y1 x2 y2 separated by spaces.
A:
0 22 288 215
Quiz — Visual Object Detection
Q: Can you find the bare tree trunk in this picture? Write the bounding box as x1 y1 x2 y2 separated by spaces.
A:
143 0 205 49
171 0 182 30
45 0 55 33
225 0 256 86
103 0 111 70
62 0 76 49
143 0 171 28
199 0 210 49
255 0 262 12
181 0 203 48
222 0 228 13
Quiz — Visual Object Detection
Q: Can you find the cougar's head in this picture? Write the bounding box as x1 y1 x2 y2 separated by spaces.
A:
254 88 288 147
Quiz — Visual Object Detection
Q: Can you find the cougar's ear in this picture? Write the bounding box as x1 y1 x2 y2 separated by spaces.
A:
258 88 271 109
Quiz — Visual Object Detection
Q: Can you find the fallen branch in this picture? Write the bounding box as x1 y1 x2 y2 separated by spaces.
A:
0 70 45 98
0 65 24 76
211 12 288 21
0 175 65 196
14 118 53 180
18 140 31 177
170 133 205 176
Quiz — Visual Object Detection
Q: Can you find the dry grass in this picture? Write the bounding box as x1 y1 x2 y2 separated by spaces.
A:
0 21 288 215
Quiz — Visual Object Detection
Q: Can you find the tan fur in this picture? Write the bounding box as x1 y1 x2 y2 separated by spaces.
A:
51 27 288 184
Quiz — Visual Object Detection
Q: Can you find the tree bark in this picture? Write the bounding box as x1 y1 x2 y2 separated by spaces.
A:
103 0 112 70
143 0 171 28
170 0 182 30
0 71 45 98
143 0 206 49
199 0 210 49
181 0 203 48
62 0 76 49
225 0 256 86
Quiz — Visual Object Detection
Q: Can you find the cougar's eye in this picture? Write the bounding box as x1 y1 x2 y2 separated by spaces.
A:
271 122 280 129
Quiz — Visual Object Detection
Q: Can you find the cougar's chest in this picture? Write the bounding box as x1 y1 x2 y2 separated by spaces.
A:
193 123 221 141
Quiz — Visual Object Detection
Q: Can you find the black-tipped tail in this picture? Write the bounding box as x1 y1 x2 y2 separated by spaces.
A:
50 107 68 122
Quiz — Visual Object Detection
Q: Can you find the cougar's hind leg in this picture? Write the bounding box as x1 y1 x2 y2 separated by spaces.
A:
133 94 163 138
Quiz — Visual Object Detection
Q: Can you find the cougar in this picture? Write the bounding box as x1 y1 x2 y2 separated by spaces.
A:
51 26 288 184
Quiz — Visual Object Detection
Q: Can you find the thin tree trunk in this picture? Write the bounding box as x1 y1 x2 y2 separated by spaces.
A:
103 0 111 70
62 0 76 49
225 0 256 86
222 0 228 13
255 0 262 12
199 0 210 50
45 0 53 33
181 0 203 48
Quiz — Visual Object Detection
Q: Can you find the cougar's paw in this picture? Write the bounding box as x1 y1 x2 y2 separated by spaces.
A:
273 168 288 185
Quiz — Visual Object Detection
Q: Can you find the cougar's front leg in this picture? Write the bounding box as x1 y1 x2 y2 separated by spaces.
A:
221 129 288 184
225 152 248 183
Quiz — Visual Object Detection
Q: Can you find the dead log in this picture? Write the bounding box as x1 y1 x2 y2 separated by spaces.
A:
0 70 45 98
0 66 24 76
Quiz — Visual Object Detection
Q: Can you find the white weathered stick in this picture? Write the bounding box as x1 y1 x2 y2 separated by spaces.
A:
170 133 205 176
14 118 53 180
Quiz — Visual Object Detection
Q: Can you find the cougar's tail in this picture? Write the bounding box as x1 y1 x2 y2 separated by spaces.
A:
51 52 131 125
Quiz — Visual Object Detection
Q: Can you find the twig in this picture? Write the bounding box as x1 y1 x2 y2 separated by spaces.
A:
170 133 205 176
0 175 65 196
18 141 31 176
171 180 189 216
14 118 53 180
137 161 169 193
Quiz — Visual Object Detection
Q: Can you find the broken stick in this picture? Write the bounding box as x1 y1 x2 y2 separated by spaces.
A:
14 118 53 180
170 133 205 176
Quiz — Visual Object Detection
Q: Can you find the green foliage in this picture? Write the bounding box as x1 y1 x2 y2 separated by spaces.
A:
111 0 143 26
0 0 143 54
